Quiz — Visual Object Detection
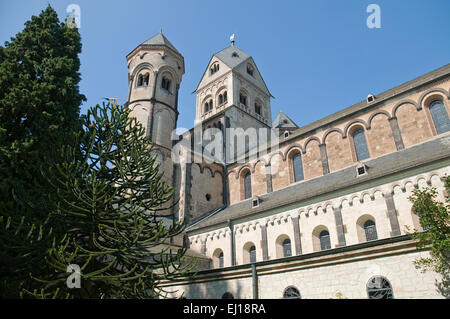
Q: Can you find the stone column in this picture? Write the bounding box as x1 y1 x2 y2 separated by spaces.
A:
319 143 330 175
227 219 236 266
201 238 207 255
260 223 269 261
333 206 346 247
291 216 302 255
263 164 273 193
384 192 401 236
389 117 405 151
183 162 192 223
148 70 159 139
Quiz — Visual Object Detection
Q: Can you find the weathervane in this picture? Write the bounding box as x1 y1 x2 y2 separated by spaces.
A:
230 34 235 46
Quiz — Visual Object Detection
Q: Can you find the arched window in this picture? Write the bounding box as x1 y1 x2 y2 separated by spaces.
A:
137 72 149 87
367 276 394 299
222 292 234 299
249 245 256 263
143 73 149 86
247 63 254 76
223 91 227 103
319 230 331 251
352 129 370 161
244 171 252 199
292 153 304 182
254 102 261 115
210 63 219 75
161 76 171 91
239 92 247 106
137 74 143 87
364 220 378 241
282 239 292 257
429 100 450 134
283 286 301 299
219 94 223 105
213 248 224 268
204 99 213 113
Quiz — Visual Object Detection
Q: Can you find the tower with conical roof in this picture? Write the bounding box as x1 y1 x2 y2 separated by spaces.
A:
194 39 272 127
125 31 184 193
194 36 273 163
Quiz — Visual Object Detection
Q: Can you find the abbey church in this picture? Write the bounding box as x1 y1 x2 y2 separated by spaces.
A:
125 32 450 299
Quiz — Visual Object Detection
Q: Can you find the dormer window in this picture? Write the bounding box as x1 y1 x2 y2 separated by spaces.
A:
356 162 368 177
210 62 220 75
247 63 254 76
161 76 171 91
232 52 239 58
252 196 259 208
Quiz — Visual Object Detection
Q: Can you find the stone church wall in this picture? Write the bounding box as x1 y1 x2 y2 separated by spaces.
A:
227 79 450 206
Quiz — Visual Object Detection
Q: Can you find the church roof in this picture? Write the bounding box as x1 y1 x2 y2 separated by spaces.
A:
272 111 298 129
141 32 181 54
194 44 272 96
213 45 251 70
186 135 450 233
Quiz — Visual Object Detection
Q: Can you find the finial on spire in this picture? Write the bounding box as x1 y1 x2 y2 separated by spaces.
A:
160 27 163 34
230 34 235 46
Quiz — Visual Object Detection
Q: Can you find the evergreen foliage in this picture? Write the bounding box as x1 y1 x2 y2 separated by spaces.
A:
26 103 192 298
0 6 85 297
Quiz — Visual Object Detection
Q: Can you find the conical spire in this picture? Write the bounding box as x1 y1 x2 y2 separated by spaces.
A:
141 32 180 54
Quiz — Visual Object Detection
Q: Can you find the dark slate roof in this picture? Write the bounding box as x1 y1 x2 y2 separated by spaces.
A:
186 135 450 232
273 110 299 129
142 32 181 54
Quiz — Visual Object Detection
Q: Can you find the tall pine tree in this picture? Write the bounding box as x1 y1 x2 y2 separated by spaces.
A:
0 6 85 297
0 5 85 204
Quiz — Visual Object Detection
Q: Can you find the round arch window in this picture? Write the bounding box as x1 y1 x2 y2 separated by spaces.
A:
222 292 234 299
283 286 301 299
367 276 394 299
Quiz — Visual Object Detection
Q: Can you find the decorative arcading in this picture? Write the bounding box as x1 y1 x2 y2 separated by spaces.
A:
191 168 448 259
227 87 450 185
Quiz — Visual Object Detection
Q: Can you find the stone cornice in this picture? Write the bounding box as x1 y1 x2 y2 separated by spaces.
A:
187 135 450 233
159 235 421 287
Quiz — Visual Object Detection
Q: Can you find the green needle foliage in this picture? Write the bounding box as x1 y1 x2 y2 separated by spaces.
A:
0 5 85 204
408 176 450 297
0 5 85 297
23 103 193 298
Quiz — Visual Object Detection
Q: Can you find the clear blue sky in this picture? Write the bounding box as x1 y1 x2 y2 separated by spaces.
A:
1 0 449 131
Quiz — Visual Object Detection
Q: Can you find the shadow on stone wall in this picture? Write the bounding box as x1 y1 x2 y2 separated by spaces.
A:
183 277 244 299
436 270 450 299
